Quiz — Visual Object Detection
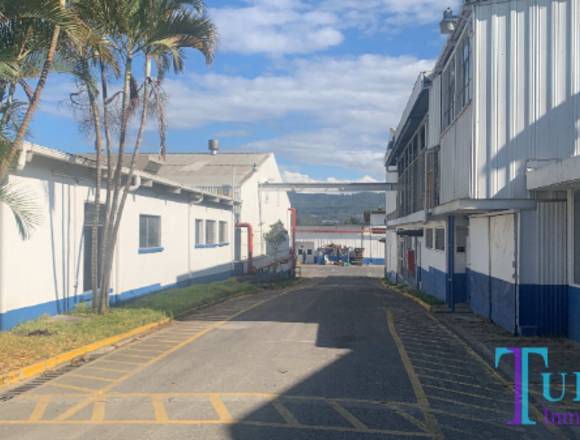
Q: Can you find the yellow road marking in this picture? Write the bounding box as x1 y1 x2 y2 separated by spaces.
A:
28 396 50 422
106 353 152 361
82 365 130 374
272 401 300 426
421 312 565 438
427 395 512 416
417 373 502 392
52 288 299 422
329 400 367 430
91 400 106 422
423 384 514 402
209 394 233 422
408 357 471 373
0 418 433 435
122 348 164 354
67 373 115 383
151 396 169 422
98 359 142 365
392 408 429 433
404 350 471 365
386 310 443 440
50 382 97 393
414 365 474 380
429 408 525 432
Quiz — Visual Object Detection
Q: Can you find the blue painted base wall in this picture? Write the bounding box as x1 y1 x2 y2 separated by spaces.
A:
468 269 569 337
468 269 516 333
519 284 568 337
0 270 233 331
569 285 580 341
419 266 447 302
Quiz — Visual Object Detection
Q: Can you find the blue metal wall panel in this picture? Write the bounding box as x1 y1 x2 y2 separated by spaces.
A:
491 277 517 334
568 285 580 341
519 284 568 337
468 269 491 320
420 266 447 302
453 273 467 304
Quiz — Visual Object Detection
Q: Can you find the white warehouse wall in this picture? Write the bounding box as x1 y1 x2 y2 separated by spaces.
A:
473 0 580 200
0 158 235 330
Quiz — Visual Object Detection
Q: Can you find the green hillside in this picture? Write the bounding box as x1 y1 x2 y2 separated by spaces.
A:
288 192 385 226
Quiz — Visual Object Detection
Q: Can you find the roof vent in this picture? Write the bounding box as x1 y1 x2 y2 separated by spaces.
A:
439 7 459 35
209 139 219 155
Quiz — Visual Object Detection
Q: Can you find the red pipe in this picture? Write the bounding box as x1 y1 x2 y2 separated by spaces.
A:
288 208 297 273
236 223 254 273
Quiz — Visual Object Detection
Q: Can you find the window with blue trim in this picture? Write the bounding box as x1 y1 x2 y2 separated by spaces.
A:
139 215 161 249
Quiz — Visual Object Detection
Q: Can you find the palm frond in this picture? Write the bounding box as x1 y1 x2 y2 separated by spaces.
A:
0 182 43 240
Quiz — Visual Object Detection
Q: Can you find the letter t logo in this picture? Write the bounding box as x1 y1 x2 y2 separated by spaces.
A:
495 347 549 426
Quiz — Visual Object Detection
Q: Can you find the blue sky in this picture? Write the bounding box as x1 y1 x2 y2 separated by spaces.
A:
32 0 459 182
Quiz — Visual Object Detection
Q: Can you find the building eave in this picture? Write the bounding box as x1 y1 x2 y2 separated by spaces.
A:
527 156 580 191
430 199 537 216
21 143 235 205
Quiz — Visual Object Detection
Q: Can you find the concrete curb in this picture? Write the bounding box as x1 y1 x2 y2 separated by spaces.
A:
0 318 170 389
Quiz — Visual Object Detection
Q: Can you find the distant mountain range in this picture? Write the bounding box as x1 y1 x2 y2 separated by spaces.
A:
288 192 385 226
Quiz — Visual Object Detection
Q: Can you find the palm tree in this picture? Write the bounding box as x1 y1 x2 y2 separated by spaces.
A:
0 1 85 240
70 0 217 313
0 0 85 179
0 183 42 240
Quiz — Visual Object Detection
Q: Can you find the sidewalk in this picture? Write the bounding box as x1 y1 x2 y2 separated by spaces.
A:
433 308 580 398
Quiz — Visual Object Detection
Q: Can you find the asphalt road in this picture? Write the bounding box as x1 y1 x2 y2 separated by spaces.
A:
0 266 570 439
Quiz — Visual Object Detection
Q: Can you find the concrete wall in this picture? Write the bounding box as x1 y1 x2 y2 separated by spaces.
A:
0 159 235 330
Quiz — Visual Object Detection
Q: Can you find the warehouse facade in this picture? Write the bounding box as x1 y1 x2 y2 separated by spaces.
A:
0 144 291 330
385 0 580 339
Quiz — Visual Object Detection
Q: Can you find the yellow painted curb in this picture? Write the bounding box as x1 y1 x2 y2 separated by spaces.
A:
0 318 170 389
380 280 435 312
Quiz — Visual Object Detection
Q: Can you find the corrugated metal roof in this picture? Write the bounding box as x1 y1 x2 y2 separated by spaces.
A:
81 152 271 187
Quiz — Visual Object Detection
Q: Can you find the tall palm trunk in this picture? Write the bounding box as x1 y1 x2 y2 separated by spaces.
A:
0 1 65 180
83 59 105 311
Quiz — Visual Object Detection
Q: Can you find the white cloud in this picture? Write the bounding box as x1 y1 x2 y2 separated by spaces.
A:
210 0 461 56
282 170 376 183
210 1 343 56
164 53 433 178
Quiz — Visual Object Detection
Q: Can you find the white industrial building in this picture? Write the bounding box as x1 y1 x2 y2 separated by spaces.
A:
385 0 580 340
0 143 292 330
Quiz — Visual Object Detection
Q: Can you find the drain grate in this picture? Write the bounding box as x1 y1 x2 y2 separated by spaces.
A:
0 363 82 402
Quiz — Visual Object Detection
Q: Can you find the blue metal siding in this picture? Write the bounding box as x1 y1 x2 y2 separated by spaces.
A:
420 266 447 302
468 269 491 320
519 284 568 337
568 285 580 341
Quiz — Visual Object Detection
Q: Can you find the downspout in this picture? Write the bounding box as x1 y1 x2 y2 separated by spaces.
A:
236 223 254 273
288 208 297 275
128 175 141 192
